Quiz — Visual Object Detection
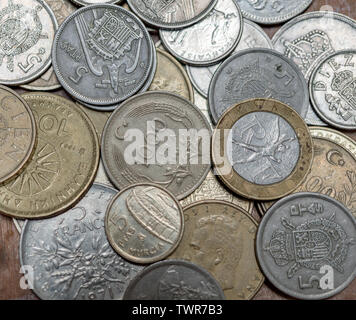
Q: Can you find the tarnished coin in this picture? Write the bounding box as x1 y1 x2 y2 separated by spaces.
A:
70 0 123 6
127 0 217 30
101 91 211 200
186 19 273 98
0 86 36 185
105 183 184 264
0 0 58 85
123 260 225 300
20 183 144 300
256 192 356 300
236 0 312 25
273 11 356 126
208 48 309 124
169 200 264 300
160 0 243 66
310 50 356 130
0 93 99 219
212 98 313 201
52 5 153 106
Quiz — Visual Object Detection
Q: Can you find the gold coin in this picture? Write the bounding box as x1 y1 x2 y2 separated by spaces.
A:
168 200 264 300
258 127 356 217
212 98 313 201
0 85 36 184
0 93 99 219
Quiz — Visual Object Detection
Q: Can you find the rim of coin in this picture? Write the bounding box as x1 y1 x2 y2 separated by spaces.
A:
126 0 218 30
19 69 62 91
105 183 184 264
70 0 124 6
212 98 314 201
256 192 356 300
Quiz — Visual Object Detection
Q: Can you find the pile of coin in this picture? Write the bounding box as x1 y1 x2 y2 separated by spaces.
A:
1 0 356 301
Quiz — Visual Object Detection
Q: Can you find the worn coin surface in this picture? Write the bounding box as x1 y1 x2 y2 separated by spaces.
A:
212 99 313 201
273 11 356 126
236 0 312 25
310 50 356 130
186 19 273 98
169 200 264 300
256 192 356 300
208 48 309 124
105 184 184 264
0 93 99 219
0 0 58 85
0 86 36 185
52 5 153 106
160 0 243 66
123 260 225 300
127 0 217 30
20 183 144 300
101 91 211 200
71 0 123 6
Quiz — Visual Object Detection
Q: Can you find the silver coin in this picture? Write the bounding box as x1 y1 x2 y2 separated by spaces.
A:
208 48 309 124
52 5 153 106
0 0 58 85
160 0 243 66
70 0 123 6
273 11 356 126
310 50 356 130
126 0 218 30
20 183 144 300
256 192 356 300
186 19 273 98
123 260 226 300
236 0 312 25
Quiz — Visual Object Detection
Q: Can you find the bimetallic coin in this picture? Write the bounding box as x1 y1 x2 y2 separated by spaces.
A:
236 0 312 25
52 5 153 106
0 0 58 85
169 200 264 300
101 91 212 200
256 192 356 300
70 0 123 6
123 260 225 300
0 86 36 184
212 99 313 201
20 183 144 300
105 184 184 264
208 48 309 124
127 0 217 30
310 50 356 130
0 93 99 219
186 19 273 98
160 0 243 66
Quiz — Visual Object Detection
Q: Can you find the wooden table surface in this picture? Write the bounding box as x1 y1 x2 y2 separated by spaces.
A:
1 0 356 300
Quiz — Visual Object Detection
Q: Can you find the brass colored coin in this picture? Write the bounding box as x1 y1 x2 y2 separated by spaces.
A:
258 127 356 218
0 86 36 184
212 98 313 201
168 200 264 300
0 93 99 219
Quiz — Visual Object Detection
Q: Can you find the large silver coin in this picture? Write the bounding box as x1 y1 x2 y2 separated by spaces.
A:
160 0 243 66
236 0 312 25
20 183 144 300
127 0 217 30
70 0 123 6
273 12 356 126
0 0 58 85
186 19 273 98
123 260 225 300
256 192 356 300
310 50 356 130
208 48 309 124
52 5 153 106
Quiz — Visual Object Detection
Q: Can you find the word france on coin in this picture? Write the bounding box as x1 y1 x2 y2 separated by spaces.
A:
105 184 184 264
256 192 356 300
123 260 225 300
0 93 99 219
0 0 58 85
20 183 144 300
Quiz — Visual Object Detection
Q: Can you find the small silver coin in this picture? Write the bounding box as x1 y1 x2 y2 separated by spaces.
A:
70 0 123 6
256 192 356 300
